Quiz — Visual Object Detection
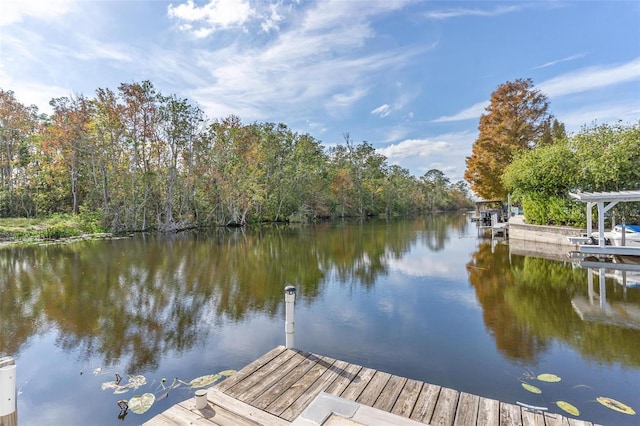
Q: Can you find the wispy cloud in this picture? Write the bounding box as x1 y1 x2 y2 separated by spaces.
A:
534 53 586 69
433 58 640 123
424 4 525 20
183 1 423 120
371 104 391 118
0 0 76 26
431 101 488 123
559 101 640 131
538 58 640 97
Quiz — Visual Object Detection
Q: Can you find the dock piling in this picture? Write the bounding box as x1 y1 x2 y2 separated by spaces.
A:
0 356 17 426
285 286 296 349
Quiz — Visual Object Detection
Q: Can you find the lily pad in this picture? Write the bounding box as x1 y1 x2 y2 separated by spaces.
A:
128 393 156 414
556 401 580 416
596 397 636 415
189 374 221 388
537 373 561 383
522 383 542 394
101 374 147 394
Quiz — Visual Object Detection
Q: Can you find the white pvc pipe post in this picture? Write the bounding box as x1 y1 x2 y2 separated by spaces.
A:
0 356 16 420
284 286 296 349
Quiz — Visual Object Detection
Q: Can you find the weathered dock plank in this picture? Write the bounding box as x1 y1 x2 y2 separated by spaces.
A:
477 397 499 426
279 358 350 421
454 392 479 426
501 402 523 426
215 346 286 393
339 366 377 401
409 382 441 423
266 356 336 416
430 387 460 426
374 374 407 412
521 408 546 426
207 388 289 426
324 361 363 396
145 347 596 426
227 348 302 401
252 353 321 410
357 370 392 406
391 378 422 418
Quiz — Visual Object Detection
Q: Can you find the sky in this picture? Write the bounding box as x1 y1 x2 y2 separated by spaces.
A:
1 0 639 182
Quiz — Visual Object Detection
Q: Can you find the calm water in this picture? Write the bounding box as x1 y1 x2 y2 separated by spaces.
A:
1 216 639 425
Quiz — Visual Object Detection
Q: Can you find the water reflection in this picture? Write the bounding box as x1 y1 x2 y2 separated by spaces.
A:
1 215 639 426
467 242 640 366
0 215 467 373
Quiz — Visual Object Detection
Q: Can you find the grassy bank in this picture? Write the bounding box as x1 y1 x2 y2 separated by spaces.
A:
0 213 107 245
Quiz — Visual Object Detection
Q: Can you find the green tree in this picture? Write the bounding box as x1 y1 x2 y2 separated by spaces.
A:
502 121 640 225
119 81 161 230
421 169 450 211
0 90 40 216
464 78 552 199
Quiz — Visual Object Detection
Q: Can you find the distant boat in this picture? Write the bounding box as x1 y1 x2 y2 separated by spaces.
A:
609 224 640 247
586 224 640 247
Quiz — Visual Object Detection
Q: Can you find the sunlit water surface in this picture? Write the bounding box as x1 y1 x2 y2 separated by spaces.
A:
1 215 639 425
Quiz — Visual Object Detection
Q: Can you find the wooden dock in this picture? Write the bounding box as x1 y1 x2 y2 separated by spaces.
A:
144 346 595 426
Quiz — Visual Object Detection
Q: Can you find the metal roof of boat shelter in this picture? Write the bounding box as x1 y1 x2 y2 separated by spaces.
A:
569 190 640 254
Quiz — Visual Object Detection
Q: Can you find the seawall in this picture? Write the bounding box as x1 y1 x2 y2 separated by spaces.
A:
507 215 585 261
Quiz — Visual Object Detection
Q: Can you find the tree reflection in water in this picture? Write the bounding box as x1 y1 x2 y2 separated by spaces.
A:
467 241 640 366
1 215 639 425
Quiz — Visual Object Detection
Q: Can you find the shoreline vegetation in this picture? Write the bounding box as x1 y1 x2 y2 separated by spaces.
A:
0 85 474 234
0 215 119 248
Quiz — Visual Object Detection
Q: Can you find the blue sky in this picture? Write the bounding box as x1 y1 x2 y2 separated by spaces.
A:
1 0 639 182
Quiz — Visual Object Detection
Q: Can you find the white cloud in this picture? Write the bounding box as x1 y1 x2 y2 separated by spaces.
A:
168 0 255 37
538 58 640 97
371 104 391 118
0 0 76 26
432 58 640 124
4 79 70 113
424 4 525 20
534 53 586 69
559 102 640 132
185 2 423 121
378 138 452 159
261 2 286 33
431 100 488 123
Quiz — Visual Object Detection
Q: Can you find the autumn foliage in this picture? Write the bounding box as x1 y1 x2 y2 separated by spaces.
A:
0 83 473 230
464 78 552 200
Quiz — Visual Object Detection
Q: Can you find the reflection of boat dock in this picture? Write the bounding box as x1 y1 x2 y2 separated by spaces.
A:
145 346 595 425
572 261 640 330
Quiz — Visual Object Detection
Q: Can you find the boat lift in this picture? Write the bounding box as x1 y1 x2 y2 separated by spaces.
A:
569 190 640 258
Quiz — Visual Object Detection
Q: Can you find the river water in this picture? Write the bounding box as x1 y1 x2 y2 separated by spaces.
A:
1 215 639 425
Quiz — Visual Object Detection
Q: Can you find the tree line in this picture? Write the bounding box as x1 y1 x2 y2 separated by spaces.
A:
464 78 639 226
0 82 473 231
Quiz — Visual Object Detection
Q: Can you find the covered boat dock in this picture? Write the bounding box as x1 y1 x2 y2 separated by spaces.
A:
569 190 640 257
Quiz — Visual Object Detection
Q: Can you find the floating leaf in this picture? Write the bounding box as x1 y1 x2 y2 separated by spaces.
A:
556 401 580 416
537 373 561 383
101 375 147 394
127 375 147 388
113 386 130 395
218 370 237 377
189 374 221 388
522 383 542 394
128 393 156 414
596 397 636 415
